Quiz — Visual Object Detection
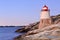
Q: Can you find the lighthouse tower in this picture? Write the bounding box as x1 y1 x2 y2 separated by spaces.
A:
39 5 52 29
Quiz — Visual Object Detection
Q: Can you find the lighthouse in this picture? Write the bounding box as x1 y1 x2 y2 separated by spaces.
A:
39 5 52 29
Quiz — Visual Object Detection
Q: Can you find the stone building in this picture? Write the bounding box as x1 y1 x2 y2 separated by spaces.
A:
39 5 52 29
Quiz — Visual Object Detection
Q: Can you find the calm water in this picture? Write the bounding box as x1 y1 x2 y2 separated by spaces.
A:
0 27 22 40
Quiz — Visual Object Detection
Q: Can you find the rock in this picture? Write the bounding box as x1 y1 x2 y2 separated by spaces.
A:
14 14 60 40
15 22 39 33
19 24 60 40
15 27 31 33
14 23 60 40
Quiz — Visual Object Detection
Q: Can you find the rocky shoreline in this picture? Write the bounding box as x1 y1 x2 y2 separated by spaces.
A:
14 14 60 40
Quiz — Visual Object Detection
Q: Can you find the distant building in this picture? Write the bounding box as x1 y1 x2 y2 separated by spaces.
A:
39 5 52 29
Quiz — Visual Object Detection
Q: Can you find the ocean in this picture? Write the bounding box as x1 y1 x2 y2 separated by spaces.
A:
0 27 23 40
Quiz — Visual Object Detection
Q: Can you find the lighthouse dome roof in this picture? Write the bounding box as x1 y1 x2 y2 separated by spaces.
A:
42 5 49 11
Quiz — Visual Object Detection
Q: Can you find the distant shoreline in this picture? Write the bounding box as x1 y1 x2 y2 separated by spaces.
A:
0 26 25 27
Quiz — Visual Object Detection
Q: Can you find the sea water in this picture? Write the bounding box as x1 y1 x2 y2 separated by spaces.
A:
0 27 22 40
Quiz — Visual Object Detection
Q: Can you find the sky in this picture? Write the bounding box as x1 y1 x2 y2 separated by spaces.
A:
0 0 60 26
